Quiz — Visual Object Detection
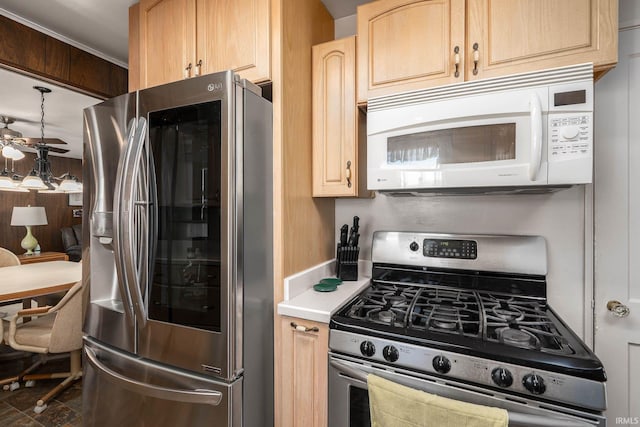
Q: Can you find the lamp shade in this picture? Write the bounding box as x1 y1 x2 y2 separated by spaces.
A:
10 206 48 226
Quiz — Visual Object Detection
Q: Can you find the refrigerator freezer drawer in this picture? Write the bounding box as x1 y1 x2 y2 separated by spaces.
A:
83 338 241 427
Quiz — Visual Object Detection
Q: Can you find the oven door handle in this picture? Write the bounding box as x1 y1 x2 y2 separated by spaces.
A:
330 359 369 383
330 359 594 427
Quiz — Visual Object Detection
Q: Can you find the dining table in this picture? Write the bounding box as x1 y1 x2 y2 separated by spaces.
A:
0 261 82 303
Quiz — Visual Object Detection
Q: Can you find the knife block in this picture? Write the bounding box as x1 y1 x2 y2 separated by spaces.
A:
336 244 359 281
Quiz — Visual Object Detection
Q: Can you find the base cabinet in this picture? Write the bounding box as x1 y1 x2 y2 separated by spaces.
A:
279 316 328 427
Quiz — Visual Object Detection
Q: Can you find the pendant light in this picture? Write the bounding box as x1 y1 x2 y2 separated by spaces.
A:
17 86 82 193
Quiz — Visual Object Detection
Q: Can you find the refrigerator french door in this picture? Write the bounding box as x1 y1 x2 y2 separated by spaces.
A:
82 71 273 427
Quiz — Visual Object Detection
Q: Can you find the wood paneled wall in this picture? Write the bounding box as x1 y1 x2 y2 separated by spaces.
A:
0 153 82 255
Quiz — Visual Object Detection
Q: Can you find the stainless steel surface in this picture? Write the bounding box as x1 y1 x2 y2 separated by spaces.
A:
83 70 273 426
330 328 606 411
371 231 547 276
83 338 241 427
137 71 235 379
328 354 605 427
83 92 136 353
85 346 223 406
239 84 274 427
606 300 630 318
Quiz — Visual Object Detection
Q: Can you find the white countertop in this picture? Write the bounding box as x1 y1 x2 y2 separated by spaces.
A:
277 259 371 323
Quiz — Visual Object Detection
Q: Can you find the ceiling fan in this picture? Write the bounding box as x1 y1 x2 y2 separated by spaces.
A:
0 87 70 155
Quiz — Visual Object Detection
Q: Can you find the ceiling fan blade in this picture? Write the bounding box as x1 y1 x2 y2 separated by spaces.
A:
45 146 71 154
13 137 68 145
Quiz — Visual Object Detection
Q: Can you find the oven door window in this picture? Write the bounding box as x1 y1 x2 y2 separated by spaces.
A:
148 100 222 332
350 385 372 426
386 123 516 167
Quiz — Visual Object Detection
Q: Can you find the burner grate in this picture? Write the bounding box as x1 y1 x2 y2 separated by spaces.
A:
481 293 573 354
409 288 481 337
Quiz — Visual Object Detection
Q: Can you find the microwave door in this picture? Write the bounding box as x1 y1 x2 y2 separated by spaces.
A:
137 73 238 381
367 87 549 191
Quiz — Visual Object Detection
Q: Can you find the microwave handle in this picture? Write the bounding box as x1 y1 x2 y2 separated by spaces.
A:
529 93 543 181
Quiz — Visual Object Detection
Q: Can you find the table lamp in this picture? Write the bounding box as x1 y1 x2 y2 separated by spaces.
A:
11 205 48 255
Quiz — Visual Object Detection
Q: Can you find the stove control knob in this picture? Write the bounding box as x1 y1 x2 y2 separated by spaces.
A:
409 241 420 252
523 373 546 395
382 346 399 362
432 355 451 374
491 367 513 388
360 341 376 357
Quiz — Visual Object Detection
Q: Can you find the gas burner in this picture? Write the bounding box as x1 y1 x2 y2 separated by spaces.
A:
384 295 407 306
366 309 396 324
491 304 525 322
430 319 458 330
497 327 540 350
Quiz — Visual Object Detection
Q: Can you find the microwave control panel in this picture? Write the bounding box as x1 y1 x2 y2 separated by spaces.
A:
549 113 592 159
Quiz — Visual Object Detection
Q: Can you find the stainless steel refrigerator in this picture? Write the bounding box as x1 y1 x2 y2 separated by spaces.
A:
81 71 273 427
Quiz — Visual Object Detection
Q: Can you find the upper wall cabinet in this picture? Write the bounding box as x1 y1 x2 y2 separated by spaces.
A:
466 0 617 81
313 37 369 198
138 0 270 89
357 0 617 103
357 0 466 103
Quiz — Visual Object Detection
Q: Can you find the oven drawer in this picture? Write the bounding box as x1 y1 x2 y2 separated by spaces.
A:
328 354 605 427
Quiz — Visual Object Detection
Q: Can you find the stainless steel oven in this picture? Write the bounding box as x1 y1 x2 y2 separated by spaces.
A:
329 354 604 427
328 232 607 427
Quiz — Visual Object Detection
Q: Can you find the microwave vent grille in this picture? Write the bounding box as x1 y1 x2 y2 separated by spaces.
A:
367 63 593 112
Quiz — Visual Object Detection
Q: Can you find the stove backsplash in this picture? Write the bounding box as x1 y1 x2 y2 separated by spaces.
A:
335 185 589 341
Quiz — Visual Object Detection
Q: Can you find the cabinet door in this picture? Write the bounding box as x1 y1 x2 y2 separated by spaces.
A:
466 0 617 80
196 0 270 83
139 0 196 88
312 37 359 197
279 316 328 427
357 0 465 103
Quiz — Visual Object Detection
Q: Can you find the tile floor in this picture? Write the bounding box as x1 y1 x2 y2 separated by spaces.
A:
0 349 82 427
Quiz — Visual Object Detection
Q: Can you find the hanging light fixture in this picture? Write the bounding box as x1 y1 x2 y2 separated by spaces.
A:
16 86 83 193
0 116 25 160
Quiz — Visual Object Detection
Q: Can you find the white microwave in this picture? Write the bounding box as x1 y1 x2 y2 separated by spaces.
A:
367 63 594 194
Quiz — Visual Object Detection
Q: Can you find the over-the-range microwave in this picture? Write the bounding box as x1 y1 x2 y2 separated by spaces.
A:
367 63 594 194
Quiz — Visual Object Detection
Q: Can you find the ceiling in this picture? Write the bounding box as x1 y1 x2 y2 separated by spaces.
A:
0 0 368 161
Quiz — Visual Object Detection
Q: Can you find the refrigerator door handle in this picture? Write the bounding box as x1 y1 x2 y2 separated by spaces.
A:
120 117 149 328
113 119 138 321
84 347 223 406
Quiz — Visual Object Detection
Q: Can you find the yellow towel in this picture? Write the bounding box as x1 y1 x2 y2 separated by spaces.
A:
368 374 508 427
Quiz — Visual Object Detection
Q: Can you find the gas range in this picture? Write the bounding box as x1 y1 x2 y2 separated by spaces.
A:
329 232 606 415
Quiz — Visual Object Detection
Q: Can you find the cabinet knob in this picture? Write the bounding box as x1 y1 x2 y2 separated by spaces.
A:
290 322 319 333
194 59 203 77
346 160 352 188
453 46 460 78
184 63 192 79
472 43 479 75
607 300 630 318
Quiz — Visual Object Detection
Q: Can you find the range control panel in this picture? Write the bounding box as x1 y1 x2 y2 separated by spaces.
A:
423 239 477 259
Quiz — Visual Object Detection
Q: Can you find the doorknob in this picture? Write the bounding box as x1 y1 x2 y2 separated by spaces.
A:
607 300 630 318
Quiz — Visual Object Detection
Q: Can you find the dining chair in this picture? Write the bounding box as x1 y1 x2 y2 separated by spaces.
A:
0 247 21 320
0 280 83 414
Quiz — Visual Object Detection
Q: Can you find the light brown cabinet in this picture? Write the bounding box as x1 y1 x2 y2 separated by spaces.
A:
312 37 369 198
357 0 617 103
279 316 329 427
138 0 270 89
